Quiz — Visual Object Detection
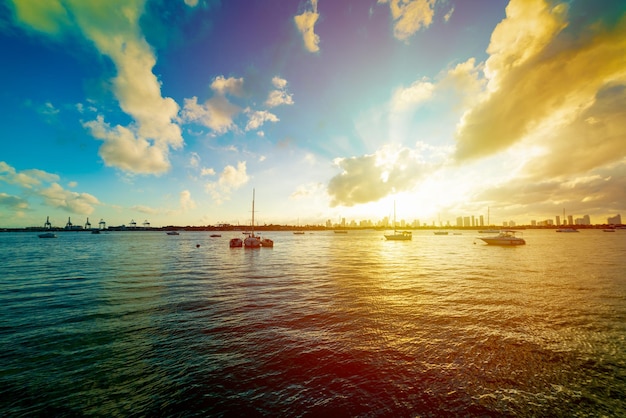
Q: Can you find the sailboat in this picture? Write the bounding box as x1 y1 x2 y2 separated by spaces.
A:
238 189 273 248
384 201 412 241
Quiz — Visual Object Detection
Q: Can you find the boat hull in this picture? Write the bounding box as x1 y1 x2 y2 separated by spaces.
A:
479 238 525 245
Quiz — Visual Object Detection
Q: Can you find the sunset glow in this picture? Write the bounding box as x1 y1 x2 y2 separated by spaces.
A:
1 0 624 228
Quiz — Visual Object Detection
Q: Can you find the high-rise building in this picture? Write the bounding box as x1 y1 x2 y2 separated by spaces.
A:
608 214 622 224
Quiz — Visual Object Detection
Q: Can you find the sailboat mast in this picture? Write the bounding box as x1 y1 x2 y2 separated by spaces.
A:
251 188 255 234
394 200 397 231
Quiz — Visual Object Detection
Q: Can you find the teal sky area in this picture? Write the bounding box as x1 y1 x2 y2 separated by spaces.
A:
1 0 625 228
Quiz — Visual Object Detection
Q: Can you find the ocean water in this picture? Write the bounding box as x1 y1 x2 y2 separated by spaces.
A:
0 229 624 417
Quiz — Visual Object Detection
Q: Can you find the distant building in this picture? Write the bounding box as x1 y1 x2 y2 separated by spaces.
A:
568 215 574 225
456 217 463 227
556 215 561 225
574 215 591 225
479 215 484 227
608 214 622 224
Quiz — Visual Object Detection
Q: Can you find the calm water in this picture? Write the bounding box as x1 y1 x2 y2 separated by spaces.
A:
1 229 625 417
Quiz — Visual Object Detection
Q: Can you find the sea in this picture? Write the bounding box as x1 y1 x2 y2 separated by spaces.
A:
0 229 624 417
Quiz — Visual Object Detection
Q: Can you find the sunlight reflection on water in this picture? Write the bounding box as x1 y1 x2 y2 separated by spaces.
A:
0 229 625 416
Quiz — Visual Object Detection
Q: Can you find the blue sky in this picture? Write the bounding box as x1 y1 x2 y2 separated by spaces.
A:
1 0 625 228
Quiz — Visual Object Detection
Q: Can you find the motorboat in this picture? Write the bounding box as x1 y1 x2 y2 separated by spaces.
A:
229 237 243 247
210 234 221 237
385 201 412 241
433 231 448 235
38 232 57 238
478 230 525 245
260 237 274 247
556 228 578 232
166 231 180 235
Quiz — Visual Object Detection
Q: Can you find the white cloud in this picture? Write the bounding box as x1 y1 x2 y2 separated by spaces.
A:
180 190 196 211
84 116 171 174
245 109 279 131
189 152 200 168
265 77 294 107
205 161 250 203
0 192 29 210
8 0 183 175
39 183 99 215
328 144 436 206
390 78 434 112
200 167 216 176
378 0 436 42
294 0 320 53
0 161 59 188
211 76 244 96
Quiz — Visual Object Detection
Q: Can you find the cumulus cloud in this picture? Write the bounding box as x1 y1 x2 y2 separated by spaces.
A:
390 78 434 112
181 76 244 134
328 145 434 206
265 77 294 107
84 116 171 174
205 161 250 203
39 183 99 215
294 0 320 53
179 190 196 211
245 109 279 131
378 0 436 42
0 161 60 188
455 0 626 164
8 0 183 175
0 192 29 211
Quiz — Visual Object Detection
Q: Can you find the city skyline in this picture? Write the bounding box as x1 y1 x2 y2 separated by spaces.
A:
1 0 625 228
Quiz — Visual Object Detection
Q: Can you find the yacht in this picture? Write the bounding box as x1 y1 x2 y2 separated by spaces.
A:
478 230 525 245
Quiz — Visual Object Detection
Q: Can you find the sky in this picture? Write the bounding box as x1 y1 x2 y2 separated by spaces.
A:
1 0 625 228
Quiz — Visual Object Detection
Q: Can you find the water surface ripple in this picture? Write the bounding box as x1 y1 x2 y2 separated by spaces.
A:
1 230 625 417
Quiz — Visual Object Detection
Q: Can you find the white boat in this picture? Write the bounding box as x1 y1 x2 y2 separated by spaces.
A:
478 230 525 245
38 232 57 238
385 201 412 241
555 228 578 232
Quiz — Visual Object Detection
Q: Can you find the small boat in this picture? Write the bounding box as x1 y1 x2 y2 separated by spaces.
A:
38 232 57 238
229 237 243 247
210 234 222 237
385 201 412 241
91 229 100 234
166 231 180 235
293 231 305 235
333 230 348 234
603 228 616 232
433 231 448 235
556 228 578 232
478 229 500 234
260 237 274 247
478 230 525 245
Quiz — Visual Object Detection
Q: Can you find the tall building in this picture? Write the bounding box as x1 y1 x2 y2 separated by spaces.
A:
608 214 622 224
556 215 560 225
568 215 574 225
479 215 484 227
